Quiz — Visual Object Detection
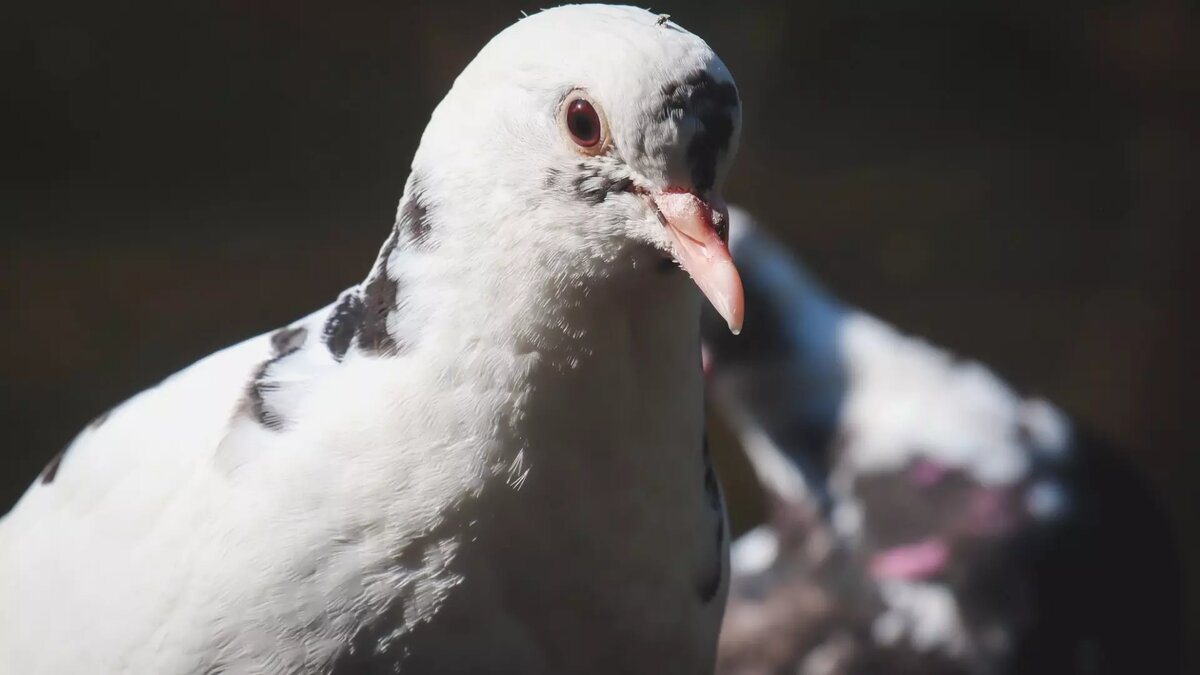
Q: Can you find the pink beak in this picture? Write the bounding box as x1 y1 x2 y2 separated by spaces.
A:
651 189 745 334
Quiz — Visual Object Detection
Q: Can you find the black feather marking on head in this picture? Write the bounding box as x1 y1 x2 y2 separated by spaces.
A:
543 167 564 190
357 228 404 356
660 71 739 193
697 431 727 603
270 325 309 357
576 174 634 205
40 449 65 484
573 171 608 205
323 292 364 362
546 162 634 205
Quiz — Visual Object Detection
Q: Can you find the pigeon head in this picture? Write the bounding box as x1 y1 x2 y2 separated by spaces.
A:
407 5 744 332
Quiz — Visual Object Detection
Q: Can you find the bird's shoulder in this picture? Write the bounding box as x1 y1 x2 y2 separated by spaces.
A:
0 289 488 672
3 278 433 529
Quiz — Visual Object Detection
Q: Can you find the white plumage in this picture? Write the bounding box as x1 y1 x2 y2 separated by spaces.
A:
2 6 745 673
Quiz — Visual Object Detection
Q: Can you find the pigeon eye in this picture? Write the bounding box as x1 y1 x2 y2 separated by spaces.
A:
567 100 600 145
561 91 608 155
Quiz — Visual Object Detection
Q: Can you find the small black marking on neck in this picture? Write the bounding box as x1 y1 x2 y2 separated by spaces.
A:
324 223 410 362
86 406 113 432
323 292 364 362
697 431 727 603
703 433 722 507
357 275 402 355
43 404 120 484
40 449 66 484
243 361 280 431
238 362 270 425
270 325 308 357
398 180 433 247
357 228 404 356
240 343 303 431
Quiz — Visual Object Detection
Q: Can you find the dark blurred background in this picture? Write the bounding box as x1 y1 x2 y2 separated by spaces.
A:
2 0 1194 666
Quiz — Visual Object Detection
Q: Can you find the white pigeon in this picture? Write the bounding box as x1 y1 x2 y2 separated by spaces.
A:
0 6 746 673
705 208 1182 674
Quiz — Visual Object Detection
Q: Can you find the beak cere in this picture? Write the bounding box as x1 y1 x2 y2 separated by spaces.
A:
652 189 745 334
645 70 741 333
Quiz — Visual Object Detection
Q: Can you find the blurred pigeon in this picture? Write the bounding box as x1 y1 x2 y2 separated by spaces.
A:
0 7 746 673
705 208 1181 674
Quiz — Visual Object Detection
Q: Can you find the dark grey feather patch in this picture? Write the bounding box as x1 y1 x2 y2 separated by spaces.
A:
241 182 430 430
661 71 739 192
544 162 634 205
398 185 433 247
239 342 304 431
323 292 364 362
270 325 309 356
40 449 65 485
697 431 727 603
357 229 403 357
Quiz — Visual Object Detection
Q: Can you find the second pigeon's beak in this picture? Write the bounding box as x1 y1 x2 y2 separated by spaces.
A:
652 189 745 334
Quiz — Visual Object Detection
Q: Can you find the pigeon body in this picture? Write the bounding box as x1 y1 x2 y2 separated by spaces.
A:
705 208 1181 674
1 7 744 673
